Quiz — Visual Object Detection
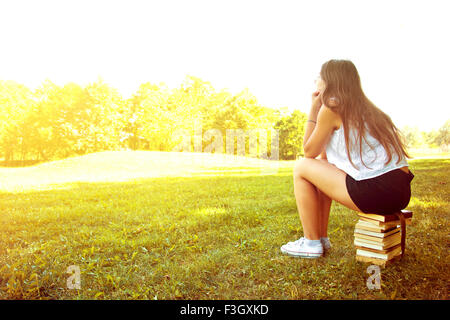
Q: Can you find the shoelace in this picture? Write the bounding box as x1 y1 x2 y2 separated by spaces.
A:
287 237 305 246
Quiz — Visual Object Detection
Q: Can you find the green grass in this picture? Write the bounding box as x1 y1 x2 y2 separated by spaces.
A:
0 151 448 299
409 148 450 159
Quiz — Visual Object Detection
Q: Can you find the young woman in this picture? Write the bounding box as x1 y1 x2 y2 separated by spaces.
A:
281 59 414 258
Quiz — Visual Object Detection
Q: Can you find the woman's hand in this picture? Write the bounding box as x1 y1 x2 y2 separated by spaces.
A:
310 91 322 118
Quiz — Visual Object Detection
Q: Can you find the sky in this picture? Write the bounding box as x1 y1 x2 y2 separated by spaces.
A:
0 0 449 131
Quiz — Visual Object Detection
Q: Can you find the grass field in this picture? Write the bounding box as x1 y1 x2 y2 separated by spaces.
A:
0 151 448 299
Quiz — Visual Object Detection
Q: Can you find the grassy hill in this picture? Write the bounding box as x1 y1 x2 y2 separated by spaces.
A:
0 151 448 299
0 151 288 192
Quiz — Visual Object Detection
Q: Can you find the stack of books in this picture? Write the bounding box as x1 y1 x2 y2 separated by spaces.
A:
354 210 412 266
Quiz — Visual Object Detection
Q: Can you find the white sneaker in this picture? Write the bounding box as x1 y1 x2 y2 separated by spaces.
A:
321 238 332 251
280 237 323 258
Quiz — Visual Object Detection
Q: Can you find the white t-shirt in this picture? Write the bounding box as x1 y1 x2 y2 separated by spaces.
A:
325 125 408 181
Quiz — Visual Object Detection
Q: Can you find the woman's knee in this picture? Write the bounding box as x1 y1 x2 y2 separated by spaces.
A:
293 158 312 179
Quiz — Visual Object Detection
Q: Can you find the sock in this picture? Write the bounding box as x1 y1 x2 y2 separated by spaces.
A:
304 237 322 247
320 237 329 243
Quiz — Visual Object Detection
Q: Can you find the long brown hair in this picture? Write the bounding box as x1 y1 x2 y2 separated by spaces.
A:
319 59 409 168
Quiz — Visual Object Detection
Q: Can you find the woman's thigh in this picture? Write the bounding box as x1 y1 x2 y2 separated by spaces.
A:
293 158 360 211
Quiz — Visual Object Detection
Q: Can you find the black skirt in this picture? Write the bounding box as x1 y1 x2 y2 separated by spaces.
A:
345 168 414 215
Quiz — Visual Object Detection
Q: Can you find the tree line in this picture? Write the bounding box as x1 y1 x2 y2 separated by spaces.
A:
0 76 307 163
1 76 448 164
401 123 449 152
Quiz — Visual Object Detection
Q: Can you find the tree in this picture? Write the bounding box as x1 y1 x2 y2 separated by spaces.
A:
401 125 424 149
127 82 175 151
434 120 450 150
0 81 36 161
33 81 87 160
83 79 124 153
274 109 307 160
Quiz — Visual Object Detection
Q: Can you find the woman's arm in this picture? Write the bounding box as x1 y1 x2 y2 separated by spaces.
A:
318 150 328 160
303 93 340 159
303 91 322 148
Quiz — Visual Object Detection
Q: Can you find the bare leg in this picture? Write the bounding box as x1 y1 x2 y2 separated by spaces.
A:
293 176 321 240
293 158 359 241
317 189 332 238
316 158 332 238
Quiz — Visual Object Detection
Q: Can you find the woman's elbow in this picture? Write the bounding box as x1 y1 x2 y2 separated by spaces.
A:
303 151 317 159
303 145 318 158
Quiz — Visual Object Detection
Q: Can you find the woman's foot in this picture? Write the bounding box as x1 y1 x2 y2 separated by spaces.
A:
280 237 323 258
321 237 332 251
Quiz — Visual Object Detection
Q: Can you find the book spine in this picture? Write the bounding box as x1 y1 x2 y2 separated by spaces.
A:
356 249 388 260
354 240 399 251
354 228 400 238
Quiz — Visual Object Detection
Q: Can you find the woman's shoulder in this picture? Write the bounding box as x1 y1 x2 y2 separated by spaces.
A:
321 104 342 130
